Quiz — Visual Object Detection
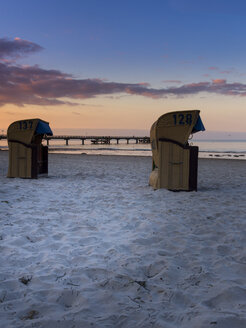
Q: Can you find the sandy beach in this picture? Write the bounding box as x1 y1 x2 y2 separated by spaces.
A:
0 151 246 328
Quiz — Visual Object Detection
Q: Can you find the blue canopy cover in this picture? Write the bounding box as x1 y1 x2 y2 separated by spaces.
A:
192 115 205 134
36 120 53 135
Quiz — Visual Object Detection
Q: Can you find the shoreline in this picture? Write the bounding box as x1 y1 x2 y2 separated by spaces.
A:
50 152 246 161
1 148 246 161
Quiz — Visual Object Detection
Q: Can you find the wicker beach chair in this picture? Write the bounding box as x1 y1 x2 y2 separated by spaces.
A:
149 110 205 191
7 118 53 178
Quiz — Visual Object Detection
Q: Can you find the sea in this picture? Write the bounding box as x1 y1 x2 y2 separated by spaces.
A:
0 138 246 160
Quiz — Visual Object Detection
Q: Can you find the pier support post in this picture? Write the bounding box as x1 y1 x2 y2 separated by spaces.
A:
81 139 84 145
66 139 69 146
47 139 49 146
136 138 138 144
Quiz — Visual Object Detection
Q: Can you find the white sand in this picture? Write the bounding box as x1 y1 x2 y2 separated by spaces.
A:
0 151 246 328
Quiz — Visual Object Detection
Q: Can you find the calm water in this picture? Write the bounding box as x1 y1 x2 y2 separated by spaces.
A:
1 139 245 159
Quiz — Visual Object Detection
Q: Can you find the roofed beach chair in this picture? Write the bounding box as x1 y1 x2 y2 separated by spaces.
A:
7 118 53 178
149 110 205 191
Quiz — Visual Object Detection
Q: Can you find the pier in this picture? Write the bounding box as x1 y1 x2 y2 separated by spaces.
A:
45 135 150 145
0 135 150 145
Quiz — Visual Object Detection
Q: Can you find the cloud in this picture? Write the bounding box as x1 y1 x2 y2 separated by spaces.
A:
0 37 43 62
208 66 219 70
212 79 226 84
1 38 246 107
1 60 246 107
208 66 235 75
138 82 151 86
163 80 246 96
220 69 234 75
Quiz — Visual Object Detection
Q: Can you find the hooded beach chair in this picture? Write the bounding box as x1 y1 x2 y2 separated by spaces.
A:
149 110 205 191
7 118 53 178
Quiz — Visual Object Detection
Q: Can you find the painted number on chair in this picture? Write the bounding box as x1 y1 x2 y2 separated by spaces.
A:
173 114 192 126
19 120 33 130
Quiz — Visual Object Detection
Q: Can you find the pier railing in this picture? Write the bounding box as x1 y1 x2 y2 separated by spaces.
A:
0 134 150 145
45 135 150 145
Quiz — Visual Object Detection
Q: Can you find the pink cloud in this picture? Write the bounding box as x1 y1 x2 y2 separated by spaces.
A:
1 61 246 107
220 70 233 74
208 66 219 70
138 82 151 86
212 79 226 84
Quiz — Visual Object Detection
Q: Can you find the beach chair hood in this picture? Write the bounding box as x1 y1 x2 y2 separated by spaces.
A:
7 118 53 178
150 110 205 168
7 118 53 146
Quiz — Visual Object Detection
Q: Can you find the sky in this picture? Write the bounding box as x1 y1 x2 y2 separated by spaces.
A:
1 0 246 136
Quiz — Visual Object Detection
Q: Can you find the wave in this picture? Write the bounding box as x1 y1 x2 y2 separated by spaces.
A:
199 150 246 154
